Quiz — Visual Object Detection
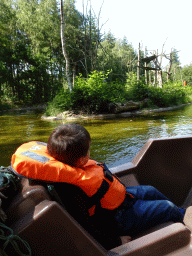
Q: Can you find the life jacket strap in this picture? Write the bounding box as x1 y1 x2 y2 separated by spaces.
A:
98 163 114 182
88 179 109 216
91 179 109 205
98 163 134 201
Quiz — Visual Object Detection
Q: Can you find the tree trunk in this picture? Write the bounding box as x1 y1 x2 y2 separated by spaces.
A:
167 52 172 82
144 47 147 84
157 70 163 88
137 43 140 80
154 51 157 85
60 0 73 92
149 70 151 85
73 63 76 87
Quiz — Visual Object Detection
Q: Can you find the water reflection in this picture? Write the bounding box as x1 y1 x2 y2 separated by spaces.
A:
0 105 192 168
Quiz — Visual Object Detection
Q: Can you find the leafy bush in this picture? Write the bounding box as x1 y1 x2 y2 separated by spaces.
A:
125 76 149 101
45 89 71 116
45 71 192 116
45 71 127 115
71 71 126 113
125 78 191 108
0 102 12 111
147 82 188 108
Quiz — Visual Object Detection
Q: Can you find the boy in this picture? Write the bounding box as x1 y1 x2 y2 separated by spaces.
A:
11 124 185 249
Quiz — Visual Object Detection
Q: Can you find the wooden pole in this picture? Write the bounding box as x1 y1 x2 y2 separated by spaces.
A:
137 43 140 80
154 50 157 85
149 70 151 85
145 47 147 84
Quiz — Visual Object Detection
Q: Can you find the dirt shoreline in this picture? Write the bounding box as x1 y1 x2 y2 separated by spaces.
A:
41 103 191 122
0 104 47 113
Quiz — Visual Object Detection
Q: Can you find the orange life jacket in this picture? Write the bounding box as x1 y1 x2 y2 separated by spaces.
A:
11 141 127 216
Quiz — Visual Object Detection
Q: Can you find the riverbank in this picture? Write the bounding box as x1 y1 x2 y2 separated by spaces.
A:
0 104 47 114
41 103 192 121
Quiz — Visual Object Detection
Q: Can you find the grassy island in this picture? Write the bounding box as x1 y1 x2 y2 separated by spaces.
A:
44 71 192 117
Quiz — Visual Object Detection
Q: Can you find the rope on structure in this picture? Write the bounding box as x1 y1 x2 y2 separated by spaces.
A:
0 222 32 256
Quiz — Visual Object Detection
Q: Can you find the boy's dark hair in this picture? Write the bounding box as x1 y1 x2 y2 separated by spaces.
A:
47 124 91 166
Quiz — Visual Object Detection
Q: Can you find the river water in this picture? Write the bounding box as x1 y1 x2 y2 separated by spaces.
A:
1 105 192 168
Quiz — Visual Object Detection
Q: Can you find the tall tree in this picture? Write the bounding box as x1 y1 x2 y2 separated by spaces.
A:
78 0 103 76
60 0 101 88
0 0 23 100
165 48 180 82
15 0 61 102
60 0 73 91
97 34 137 82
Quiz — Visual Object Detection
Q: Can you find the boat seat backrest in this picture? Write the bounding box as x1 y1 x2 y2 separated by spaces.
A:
6 178 107 255
9 197 191 256
5 178 51 225
5 174 192 255
131 137 192 207
11 200 107 256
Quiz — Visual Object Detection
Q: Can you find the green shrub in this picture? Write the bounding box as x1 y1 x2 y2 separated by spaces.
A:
45 89 71 116
125 74 149 101
45 71 128 115
71 71 126 113
45 71 192 116
147 82 189 108
125 78 191 108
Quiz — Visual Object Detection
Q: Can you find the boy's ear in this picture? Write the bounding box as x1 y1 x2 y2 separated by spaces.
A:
75 156 85 167
75 154 89 167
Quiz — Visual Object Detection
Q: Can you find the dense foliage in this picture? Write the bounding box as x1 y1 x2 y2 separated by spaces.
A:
0 0 102 105
45 71 192 116
45 71 126 115
1 0 192 114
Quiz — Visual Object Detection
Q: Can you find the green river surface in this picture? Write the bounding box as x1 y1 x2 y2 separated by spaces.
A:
1 104 192 168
